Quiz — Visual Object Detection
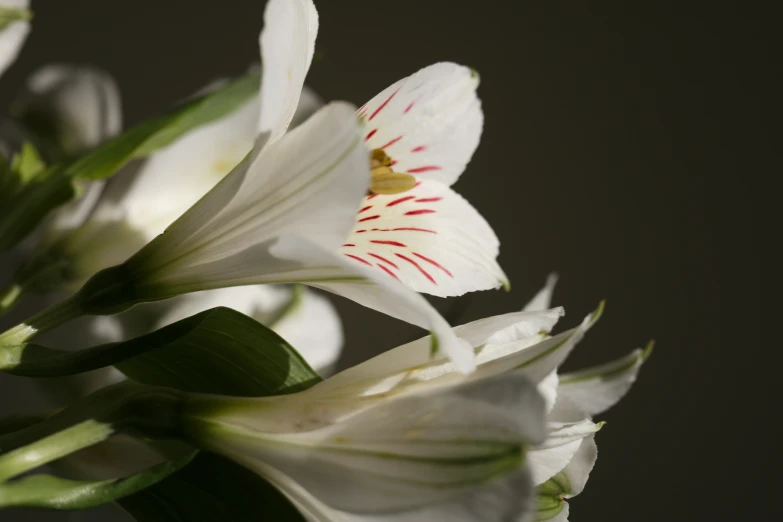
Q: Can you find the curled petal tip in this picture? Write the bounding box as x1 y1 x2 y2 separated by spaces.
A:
642 340 655 361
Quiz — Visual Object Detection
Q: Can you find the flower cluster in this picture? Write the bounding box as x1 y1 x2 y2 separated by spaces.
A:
0 1 650 521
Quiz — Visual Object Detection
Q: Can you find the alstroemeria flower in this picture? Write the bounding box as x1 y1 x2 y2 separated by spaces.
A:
89 100 472 371
521 275 651 522
184 374 547 522
0 0 31 78
188 277 647 522
341 63 507 296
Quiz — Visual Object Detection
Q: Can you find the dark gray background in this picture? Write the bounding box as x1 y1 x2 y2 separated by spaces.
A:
0 1 775 521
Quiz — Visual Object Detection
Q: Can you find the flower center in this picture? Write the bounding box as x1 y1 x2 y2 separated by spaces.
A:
369 149 417 195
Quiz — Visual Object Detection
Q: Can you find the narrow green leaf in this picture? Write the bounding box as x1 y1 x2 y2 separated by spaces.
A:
0 451 197 510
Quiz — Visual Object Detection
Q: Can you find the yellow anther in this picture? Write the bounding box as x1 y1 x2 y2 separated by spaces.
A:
369 148 416 195
371 148 393 169
371 170 417 194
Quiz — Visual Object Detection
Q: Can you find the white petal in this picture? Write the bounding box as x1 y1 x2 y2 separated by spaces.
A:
25 65 122 152
317 308 563 394
556 344 651 417
134 102 365 273
113 95 259 244
257 0 318 144
156 285 343 373
360 63 482 186
527 420 602 486
232 462 535 522
201 374 544 515
268 235 475 373
537 371 559 414
533 436 597 522
511 304 604 384
0 0 30 77
59 92 259 282
560 434 598 498
340 179 507 297
523 273 559 312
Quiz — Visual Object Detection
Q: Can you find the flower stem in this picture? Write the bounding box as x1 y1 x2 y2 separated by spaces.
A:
0 420 114 482
0 294 85 353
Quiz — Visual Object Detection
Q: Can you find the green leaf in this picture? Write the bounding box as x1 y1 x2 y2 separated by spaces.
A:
0 71 259 253
117 305 321 396
0 451 197 510
116 304 321 522
4 307 322 398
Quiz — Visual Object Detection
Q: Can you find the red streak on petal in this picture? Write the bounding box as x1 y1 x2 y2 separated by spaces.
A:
371 240 407 247
365 129 378 141
367 194 379 200
407 166 442 174
414 181 421 187
356 229 367 233
411 145 426 153
358 205 373 214
387 195 415 207
405 209 436 216
369 89 399 121
395 253 436 284
390 160 398 166
413 253 453 278
379 136 403 149
393 227 437 234
344 254 372 266
369 253 399 269
378 264 400 280
404 102 415 114
343 243 355 247
358 215 381 222
415 197 442 203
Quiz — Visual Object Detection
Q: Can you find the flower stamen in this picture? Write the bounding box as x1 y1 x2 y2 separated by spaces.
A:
369 148 416 195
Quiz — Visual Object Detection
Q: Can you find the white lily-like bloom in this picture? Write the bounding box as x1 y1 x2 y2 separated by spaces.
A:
343 63 507 297
0 0 30 78
184 374 547 522
183 276 646 521
521 275 650 522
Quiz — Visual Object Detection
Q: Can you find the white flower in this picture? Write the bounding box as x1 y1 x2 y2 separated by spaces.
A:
23 65 122 155
89 99 471 372
342 63 507 297
521 275 650 522
187 277 646 521
0 0 31 78
184 373 547 522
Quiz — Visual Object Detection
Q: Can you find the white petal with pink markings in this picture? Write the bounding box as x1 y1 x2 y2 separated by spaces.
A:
340 179 507 297
359 62 482 187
